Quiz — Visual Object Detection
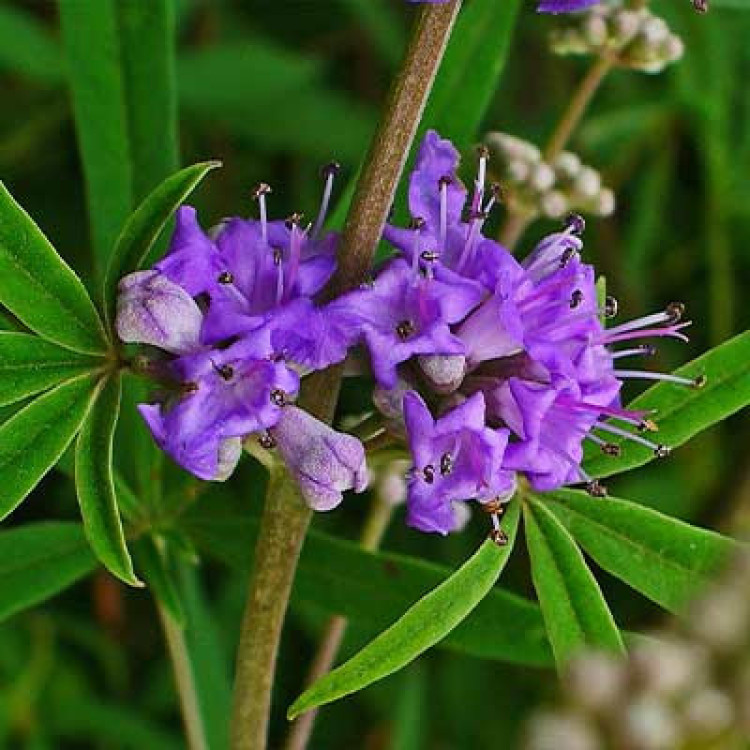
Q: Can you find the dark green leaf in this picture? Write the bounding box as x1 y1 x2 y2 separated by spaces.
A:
546 489 739 612
0 373 99 520
0 182 108 355
584 330 750 479
0 5 62 83
134 536 185 626
181 493 551 666
0 522 96 622
287 502 520 718
102 161 221 325
524 498 624 669
75 373 139 586
0 332 98 406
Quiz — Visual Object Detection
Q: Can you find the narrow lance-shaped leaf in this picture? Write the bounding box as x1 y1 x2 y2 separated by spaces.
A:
0 522 97 623
0 372 100 520
288 501 521 719
102 161 222 325
75 373 140 586
546 489 739 613
524 497 625 670
584 330 750 479
0 332 100 406
0 182 108 354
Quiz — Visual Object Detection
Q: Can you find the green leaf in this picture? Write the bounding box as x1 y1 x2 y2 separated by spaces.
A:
0 5 63 83
421 0 521 150
0 332 98 406
584 330 750 479
181 492 551 666
134 536 185 626
546 489 739 612
524 498 624 669
0 182 108 355
287 501 520 718
102 161 221 325
0 522 97 622
75 373 139 586
0 373 99 520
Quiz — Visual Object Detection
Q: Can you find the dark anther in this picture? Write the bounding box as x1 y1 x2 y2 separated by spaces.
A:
602 443 621 457
482 498 507 516
438 174 453 187
284 212 304 229
270 389 286 407
423 465 435 484
559 248 577 268
586 480 608 498
273 247 283 266
217 271 234 285
321 161 341 177
421 250 440 263
490 528 508 546
604 295 619 318
639 419 659 433
217 364 234 381
252 182 272 199
440 453 453 476
490 182 505 202
654 444 671 458
693 0 708 12
692 374 707 389
565 212 586 236
409 216 426 231
396 319 415 340
640 344 657 357
476 144 490 160
258 432 276 450
181 381 199 394
570 290 584 309
666 301 685 323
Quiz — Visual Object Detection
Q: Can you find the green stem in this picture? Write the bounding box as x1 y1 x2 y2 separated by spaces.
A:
158 603 208 750
229 5 462 748
283 497 394 750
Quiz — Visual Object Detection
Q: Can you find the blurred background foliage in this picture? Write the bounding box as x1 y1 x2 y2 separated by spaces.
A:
0 0 748 747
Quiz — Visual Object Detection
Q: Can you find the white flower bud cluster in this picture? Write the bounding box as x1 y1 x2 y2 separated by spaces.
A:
550 2 684 74
523 549 750 750
486 132 615 221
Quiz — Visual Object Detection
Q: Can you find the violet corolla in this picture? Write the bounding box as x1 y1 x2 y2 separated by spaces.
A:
339 129 702 535
116 170 367 510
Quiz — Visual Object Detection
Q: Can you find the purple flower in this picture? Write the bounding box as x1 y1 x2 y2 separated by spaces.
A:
403 391 515 535
269 405 368 511
537 0 600 12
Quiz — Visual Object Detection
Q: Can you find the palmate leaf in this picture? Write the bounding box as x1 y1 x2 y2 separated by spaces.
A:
0 332 99 406
75 373 139 586
287 501 520 719
584 330 750 479
0 183 108 355
546 489 739 612
181 492 551 667
0 522 97 623
0 372 100 520
524 498 625 670
102 161 221 326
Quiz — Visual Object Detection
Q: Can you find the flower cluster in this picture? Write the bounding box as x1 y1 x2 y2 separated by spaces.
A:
331 130 700 535
116 170 366 511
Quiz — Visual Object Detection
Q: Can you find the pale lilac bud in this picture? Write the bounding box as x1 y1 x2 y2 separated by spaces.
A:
116 270 202 354
417 354 466 394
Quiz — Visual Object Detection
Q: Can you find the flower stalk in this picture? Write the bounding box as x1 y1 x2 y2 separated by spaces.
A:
229 4 462 749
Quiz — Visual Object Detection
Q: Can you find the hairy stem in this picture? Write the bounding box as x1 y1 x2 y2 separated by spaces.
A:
158 603 208 750
284 497 394 750
229 5 462 749
498 53 615 250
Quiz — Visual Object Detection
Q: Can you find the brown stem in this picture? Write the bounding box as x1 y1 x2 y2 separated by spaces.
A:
283 497 394 750
229 5 462 749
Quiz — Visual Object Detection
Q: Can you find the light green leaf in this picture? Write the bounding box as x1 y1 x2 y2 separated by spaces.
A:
0 373 99 520
0 332 99 406
75 373 139 586
102 161 221 325
181 492 550 666
584 330 750 479
524 498 625 670
0 522 97 622
0 182 108 355
546 489 739 612
287 501 520 718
